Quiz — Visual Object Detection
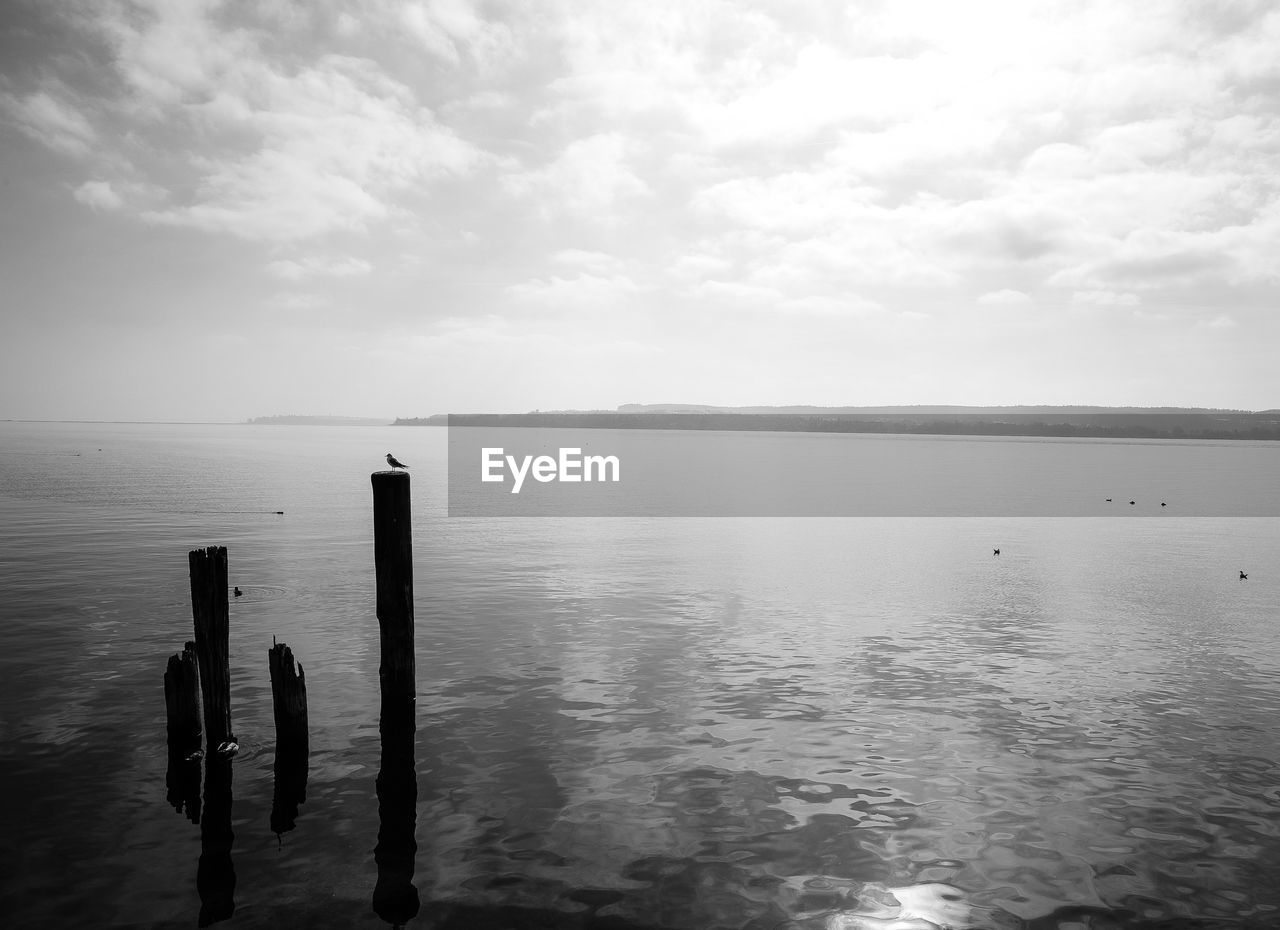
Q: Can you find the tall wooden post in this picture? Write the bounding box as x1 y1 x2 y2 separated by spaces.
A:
190 546 233 750
371 471 415 710
371 469 418 926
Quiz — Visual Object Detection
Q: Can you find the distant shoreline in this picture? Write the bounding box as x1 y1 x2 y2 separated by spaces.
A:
7 408 1278 441
246 415 391 426
2 417 389 426
397 410 1280 441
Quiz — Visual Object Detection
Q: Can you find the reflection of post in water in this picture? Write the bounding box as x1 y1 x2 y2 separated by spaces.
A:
371 470 418 927
164 641 203 822
268 639 309 838
197 753 236 927
374 702 419 928
166 750 203 824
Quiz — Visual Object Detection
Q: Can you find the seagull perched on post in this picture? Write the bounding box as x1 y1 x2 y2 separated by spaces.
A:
386 452 409 470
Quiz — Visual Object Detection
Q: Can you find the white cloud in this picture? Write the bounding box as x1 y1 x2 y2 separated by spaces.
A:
552 249 625 275
265 256 373 280
1092 118 1189 171
1022 143 1093 179
505 273 641 311
265 291 328 310
84 3 487 242
977 289 1032 306
143 148 389 240
699 45 945 146
104 0 253 108
777 295 885 317
70 177 168 213
399 0 517 74
504 133 649 220
824 111 1010 179
752 227 958 290
668 253 733 281
1071 290 1141 307
691 279 781 305
1197 314 1238 329
694 172 882 234
73 180 124 211
1 89 96 157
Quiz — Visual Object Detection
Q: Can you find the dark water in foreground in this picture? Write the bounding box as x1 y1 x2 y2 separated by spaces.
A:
1 422 1279 929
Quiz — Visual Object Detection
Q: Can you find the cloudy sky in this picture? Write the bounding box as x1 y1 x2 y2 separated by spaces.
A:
2 0 1277 420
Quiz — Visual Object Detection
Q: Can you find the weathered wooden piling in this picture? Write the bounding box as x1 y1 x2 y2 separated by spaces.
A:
164 640 202 756
164 639 204 822
268 639 309 838
371 471 415 709
190 546 233 750
268 639 309 750
371 470 418 926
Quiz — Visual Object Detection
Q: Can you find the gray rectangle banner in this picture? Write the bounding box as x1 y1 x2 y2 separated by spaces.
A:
446 416 1280 517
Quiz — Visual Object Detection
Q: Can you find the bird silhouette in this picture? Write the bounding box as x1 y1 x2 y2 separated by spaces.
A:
993 548 1000 555
1105 498 1112 502
1240 571 1248 580
386 453 409 470
1129 501 1135 505
234 586 243 598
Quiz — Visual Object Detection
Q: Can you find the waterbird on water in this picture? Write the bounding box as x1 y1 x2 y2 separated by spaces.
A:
234 586 242 597
386 452 409 470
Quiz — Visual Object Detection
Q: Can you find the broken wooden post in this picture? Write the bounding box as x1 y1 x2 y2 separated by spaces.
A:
268 639 308 751
164 639 203 821
371 471 415 711
190 545 233 751
164 640 202 757
268 639 309 838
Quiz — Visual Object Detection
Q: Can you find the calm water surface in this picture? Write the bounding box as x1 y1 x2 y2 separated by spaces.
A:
1 422 1278 929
